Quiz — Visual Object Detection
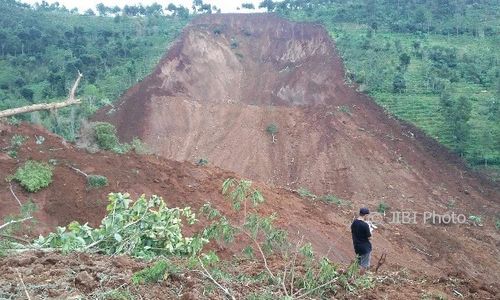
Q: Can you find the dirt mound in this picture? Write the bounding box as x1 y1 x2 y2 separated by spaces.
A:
93 14 499 284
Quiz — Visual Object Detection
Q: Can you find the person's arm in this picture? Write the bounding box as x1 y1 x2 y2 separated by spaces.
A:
365 222 372 239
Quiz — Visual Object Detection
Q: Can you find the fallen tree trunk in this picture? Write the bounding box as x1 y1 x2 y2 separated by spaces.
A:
0 71 83 119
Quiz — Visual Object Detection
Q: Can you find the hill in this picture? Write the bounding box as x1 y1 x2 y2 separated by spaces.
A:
0 120 498 298
92 12 499 283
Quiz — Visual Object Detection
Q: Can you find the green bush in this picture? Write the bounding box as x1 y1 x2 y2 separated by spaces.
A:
132 260 169 284
14 160 53 192
94 122 120 151
196 158 208 166
87 175 108 189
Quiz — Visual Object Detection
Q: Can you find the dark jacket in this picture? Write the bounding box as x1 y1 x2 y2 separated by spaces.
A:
351 219 372 255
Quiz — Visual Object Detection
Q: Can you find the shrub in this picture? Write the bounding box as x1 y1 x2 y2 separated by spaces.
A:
10 134 27 148
87 175 108 189
196 158 208 166
266 123 279 143
266 123 278 135
94 122 120 151
468 215 482 226
377 202 390 214
14 160 53 192
132 260 169 284
129 137 149 155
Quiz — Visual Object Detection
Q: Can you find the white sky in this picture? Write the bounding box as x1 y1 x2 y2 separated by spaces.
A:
19 0 265 13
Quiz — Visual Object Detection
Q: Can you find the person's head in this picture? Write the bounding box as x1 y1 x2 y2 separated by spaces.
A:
359 207 370 220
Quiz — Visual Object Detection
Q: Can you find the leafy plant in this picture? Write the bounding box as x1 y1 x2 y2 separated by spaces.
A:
87 175 108 189
321 194 350 206
495 218 500 230
337 105 352 115
266 123 278 143
468 215 483 226
222 178 264 219
298 187 317 200
196 178 372 298
94 122 120 151
196 158 209 166
34 193 207 258
132 260 169 284
13 160 53 192
377 202 390 214
5 134 28 158
129 137 149 155
10 134 27 148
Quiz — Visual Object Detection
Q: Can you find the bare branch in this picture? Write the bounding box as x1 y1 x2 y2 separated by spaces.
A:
67 164 88 177
0 217 32 231
16 269 32 300
295 278 338 299
239 228 275 280
69 70 83 101
0 72 83 119
9 183 22 207
0 233 30 244
197 258 236 300
375 252 387 273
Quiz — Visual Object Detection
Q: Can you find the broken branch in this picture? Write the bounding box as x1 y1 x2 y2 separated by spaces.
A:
9 183 22 207
0 217 33 231
0 71 83 119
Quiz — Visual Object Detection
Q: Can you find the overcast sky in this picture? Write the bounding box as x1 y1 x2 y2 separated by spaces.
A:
19 0 265 13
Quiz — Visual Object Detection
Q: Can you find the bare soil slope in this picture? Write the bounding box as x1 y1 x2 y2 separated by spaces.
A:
0 123 498 298
94 14 499 284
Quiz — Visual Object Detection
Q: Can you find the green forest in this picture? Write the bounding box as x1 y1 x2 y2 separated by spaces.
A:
268 0 499 174
0 0 498 176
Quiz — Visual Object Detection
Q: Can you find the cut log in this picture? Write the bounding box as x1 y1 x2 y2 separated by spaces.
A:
0 71 83 119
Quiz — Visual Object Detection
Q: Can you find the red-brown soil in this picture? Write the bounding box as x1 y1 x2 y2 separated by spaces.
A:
1 14 499 299
0 251 495 299
0 122 498 298
93 13 499 286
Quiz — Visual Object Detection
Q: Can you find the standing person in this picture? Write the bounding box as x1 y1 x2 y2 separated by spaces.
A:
351 207 372 273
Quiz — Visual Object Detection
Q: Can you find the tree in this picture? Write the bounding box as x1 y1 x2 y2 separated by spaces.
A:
439 93 472 155
242 3 255 9
83 8 95 16
392 73 406 93
96 3 109 16
146 3 163 16
259 0 276 12
0 72 82 118
399 53 411 70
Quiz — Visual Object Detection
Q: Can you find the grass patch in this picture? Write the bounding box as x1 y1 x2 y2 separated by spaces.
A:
132 260 169 285
298 187 317 199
